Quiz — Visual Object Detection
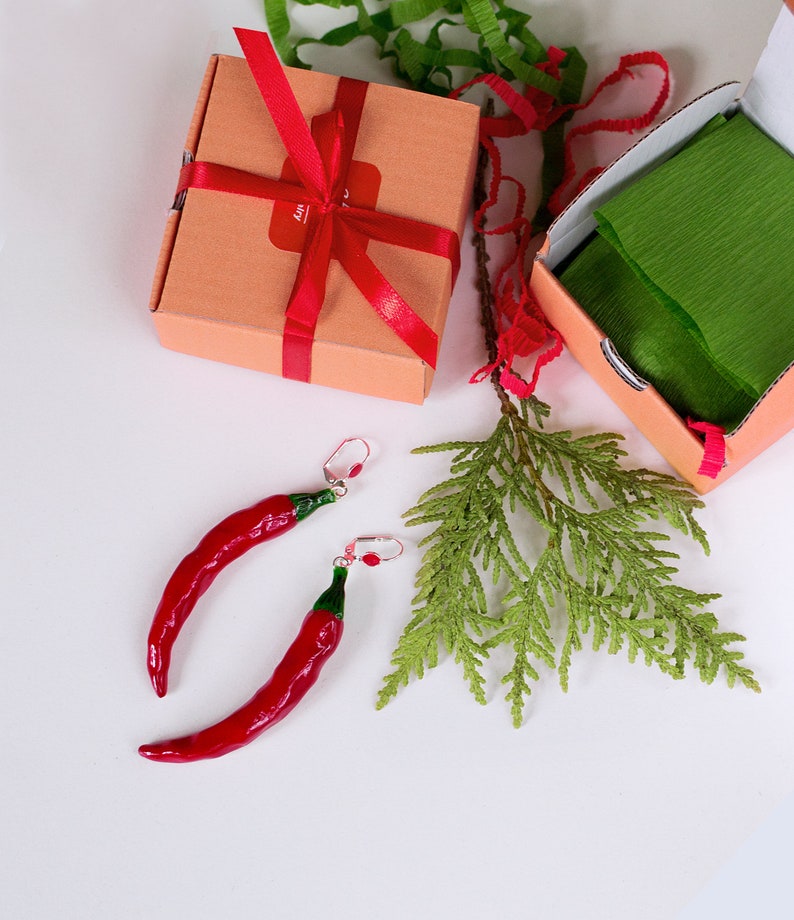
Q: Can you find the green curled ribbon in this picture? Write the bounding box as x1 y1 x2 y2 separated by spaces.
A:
263 0 583 99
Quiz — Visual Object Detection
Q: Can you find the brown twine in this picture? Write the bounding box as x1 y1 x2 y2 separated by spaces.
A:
472 101 514 415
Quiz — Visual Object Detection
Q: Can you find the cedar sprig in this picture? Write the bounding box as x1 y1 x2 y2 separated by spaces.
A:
377 400 760 726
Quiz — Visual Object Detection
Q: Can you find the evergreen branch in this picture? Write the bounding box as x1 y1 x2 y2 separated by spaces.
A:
379 399 759 724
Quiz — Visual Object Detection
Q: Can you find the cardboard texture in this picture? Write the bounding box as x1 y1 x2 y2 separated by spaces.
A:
150 51 480 404
531 4 794 492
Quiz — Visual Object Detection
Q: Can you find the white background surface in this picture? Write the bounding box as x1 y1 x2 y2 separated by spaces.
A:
1 2 791 918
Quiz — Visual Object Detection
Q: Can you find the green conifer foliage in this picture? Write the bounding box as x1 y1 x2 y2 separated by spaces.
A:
377 400 760 726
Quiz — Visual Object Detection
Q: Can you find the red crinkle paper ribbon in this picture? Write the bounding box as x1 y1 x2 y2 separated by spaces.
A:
176 28 462 383
687 419 727 479
453 49 670 399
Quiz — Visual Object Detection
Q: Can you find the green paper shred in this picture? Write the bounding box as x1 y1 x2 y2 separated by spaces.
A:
263 0 578 100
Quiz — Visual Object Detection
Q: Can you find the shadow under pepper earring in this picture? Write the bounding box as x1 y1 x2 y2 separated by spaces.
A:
145 437 370 698
139 535 403 763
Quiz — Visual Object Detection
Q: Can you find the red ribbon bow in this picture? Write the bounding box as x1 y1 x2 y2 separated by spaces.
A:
177 28 462 382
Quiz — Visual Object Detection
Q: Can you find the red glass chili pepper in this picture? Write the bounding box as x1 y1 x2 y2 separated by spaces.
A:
139 537 403 763
146 439 369 698
140 565 348 762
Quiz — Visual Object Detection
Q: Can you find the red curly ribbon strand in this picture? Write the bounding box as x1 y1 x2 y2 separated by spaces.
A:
687 419 727 479
454 48 670 399
547 50 671 216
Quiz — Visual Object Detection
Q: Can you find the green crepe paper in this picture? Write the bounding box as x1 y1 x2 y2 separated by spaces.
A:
560 234 758 428
561 113 794 431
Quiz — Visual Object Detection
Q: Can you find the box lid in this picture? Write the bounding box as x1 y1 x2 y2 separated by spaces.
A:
741 4 794 156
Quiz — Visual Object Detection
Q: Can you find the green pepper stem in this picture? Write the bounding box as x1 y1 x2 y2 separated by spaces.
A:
289 489 337 522
312 566 348 620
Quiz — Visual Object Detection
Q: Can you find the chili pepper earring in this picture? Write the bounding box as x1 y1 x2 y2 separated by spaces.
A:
139 535 403 763
146 438 370 698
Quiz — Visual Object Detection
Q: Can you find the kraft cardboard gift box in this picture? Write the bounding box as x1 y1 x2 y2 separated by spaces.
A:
531 3 794 492
149 31 480 404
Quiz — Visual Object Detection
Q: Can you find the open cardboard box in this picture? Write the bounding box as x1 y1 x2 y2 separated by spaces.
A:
149 41 480 404
531 3 794 492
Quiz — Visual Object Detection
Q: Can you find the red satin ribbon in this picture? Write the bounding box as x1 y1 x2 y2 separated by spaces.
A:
178 28 461 382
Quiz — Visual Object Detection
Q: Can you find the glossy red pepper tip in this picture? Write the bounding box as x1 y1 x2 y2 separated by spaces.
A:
138 742 185 763
148 644 168 697
152 673 167 699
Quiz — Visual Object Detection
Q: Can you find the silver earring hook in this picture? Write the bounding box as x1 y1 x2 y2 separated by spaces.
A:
322 438 371 497
334 536 404 568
